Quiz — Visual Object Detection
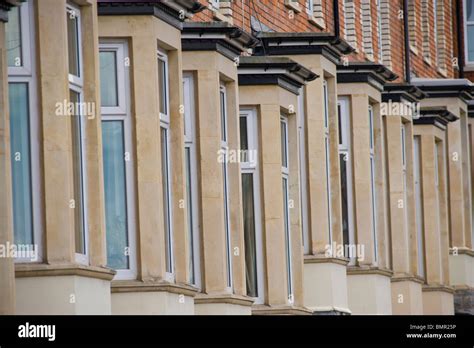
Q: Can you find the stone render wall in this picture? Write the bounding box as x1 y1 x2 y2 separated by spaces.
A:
191 0 457 81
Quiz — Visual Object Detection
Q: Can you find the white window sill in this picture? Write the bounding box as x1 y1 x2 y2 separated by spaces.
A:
212 8 233 24
308 15 326 30
285 0 302 13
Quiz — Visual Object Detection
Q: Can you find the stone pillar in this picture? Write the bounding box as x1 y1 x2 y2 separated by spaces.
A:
0 14 15 315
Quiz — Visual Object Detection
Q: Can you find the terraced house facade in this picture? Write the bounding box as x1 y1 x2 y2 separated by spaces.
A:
0 0 473 315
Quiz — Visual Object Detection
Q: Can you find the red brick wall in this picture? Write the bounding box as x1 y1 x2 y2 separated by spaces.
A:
191 0 457 82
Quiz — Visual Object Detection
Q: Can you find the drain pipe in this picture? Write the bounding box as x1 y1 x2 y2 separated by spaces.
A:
456 0 465 78
333 0 340 38
403 0 411 83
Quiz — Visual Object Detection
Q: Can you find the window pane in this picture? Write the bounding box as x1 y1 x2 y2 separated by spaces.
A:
281 121 288 168
100 51 119 107
242 173 258 298
240 116 249 162
9 83 33 245
282 177 292 297
6 6 22 67
185 148 195 284
67 8 80 77
102 121 129 269
223 160 232 287
337 104 343 145
161 127 172 273
468 0 474 21
220 89 226 142
468 25 474 62
340 153 349 248
70 90 86 254
323 82 329 128
414 136 425 278
158 58 167 115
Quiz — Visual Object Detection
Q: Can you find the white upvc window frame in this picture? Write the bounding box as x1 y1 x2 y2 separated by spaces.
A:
434 140 443 278
240 108 264 304
183 72 202 289
210 0 220 10
66 3 83 88
220 83 233 291
368 105 378 263
323 80 333 244
298 91 310 255
338 97 355 263
464 0 474 67
158 48 174 281
100 43 127 115
306 0 314 15
413 135 425 279
8 0 42 263
99 40 137 280
7 2 32 75
66 3 88 265
281 115 294 304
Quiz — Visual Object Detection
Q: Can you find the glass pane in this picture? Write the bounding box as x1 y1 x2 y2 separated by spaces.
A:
337 104 343 145
220 89 226 142
468 0 474 21
340 153 349 248
67 8 80 77
223 160 232 287
281 121 288 168
70 90 85 254
240 116 248 162
185 148 195 284
161 127 172 273
282 177 292 297
158 58 167 115
468 26 474 62
242 173 258 298
102 121 129 269
100 51 119 107
9 83 33 245
323 82 329 128
6 6 22 67
369 107 374 150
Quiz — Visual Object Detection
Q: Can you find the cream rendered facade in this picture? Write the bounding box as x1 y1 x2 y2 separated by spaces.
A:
0 0 473 316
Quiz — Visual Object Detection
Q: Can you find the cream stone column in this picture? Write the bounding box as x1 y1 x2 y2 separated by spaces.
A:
81 1 106 268
384 107 423 315
259 101 289 307
226 79 246 297
38 0 75 265
168 48 188 285
351 93 376 265
413 125 454 315
0 16 15 315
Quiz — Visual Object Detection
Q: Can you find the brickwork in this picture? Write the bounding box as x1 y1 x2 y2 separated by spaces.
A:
191 0 456 81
